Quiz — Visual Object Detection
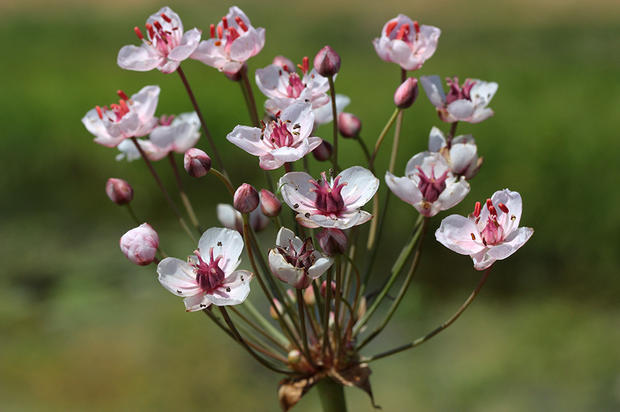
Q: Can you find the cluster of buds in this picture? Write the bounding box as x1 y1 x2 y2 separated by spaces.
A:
84 6 533 411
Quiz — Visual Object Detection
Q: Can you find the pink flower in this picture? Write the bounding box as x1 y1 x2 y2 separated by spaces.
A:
157 227 254 311
82 86 160 148
117 7 201 74
268 227 333 289
116 138 167 162
191 6 265 74
420 76 498 123
279 166 379 229
255 56 350 125
226 103 322 170
385 152 470 217
120 223 159 266
373 15 440 71
435 189 534 270
428 126 483 179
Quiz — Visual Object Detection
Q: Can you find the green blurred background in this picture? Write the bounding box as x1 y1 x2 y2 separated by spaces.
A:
2 0 619 410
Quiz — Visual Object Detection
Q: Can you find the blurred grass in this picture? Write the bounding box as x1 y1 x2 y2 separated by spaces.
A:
1 0 619 410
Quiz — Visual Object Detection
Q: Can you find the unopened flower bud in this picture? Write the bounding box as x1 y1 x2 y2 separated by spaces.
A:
320 280 337 298
287 289 297 303
269 298 283 319
317 228 348 256
394 77 419 109
312 140 332 161
106 178 133 205
259 189 282 217
314 45 341 77
303 286 315 305
338 112 362 138
184 148 211 178
234 183 259 214
288 349 301 364
273 55 295 72
119 223 159 266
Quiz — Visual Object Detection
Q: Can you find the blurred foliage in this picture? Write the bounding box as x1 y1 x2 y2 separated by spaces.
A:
1 0 619 410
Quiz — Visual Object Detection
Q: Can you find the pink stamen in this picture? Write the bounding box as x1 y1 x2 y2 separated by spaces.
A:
222 17 228 29
134 26 144 40
217 24 223 39
153 21 163 32
473 201 481 217
210 24 215 38
191 248 226 293
297 57 309 75
235 16 248 31
416 165 449 202
385 20 398 36
117 90 129 101
498 203 509 213
395 24 410 41
160 13 171 23
310 172 347 216
145 23 155 39
95 106 103 119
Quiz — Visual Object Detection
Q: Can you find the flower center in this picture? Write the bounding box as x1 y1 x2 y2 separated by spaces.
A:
479 199 508 246
209 15 250 51
158 114 175 126
310 172 347 216
277 238 316 270
269 119 295 147
416 165 448 202
445 77 476 105
385 20 421 43
286 73 305 98
95 90 132 122
191 247 225 293
134 13 180 56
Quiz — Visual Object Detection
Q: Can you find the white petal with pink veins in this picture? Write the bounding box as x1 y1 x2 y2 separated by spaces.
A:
197 228 244 274
227 125 268 156
307 255 333 278
168 28 202 61
428 127 447 152
280 172 319 214
275 227 304 250
339 166 379 210
447 100 476 121
255 65 286 99
420 75 446 107
117 45 163 72
307 210 372 230
385 172 423 206
435 215 486 255
313 94 351 125
208 270 253 306
491 189 523 233
436 177 470 210
487 227 533 261
184 294 212 311
269 250 305 287
131 86 161 121
157 258 201 297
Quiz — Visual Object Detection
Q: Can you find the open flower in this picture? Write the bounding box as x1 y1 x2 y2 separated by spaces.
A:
227 103 322 170
116 138 167 162
428 126 483 179
157 227 253 311
117 7 201 73
268 227 333 289
279 166 379 229
256 56 349 125
420 76 498 123
191 6 265 74
435 189 534 270
82 86 160 148
385 152 469 217
373 14 440 71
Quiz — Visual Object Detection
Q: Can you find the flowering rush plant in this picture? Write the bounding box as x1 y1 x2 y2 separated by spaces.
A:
83 6 533 411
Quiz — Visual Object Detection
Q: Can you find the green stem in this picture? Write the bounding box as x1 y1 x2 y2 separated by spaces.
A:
209 168 235 196
240 64 261 127
167 153 202 234
317 378 347 412
327 76 340 172
369 108 400 169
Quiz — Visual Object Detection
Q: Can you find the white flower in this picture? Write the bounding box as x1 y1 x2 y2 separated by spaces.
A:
428 126 482 179
116 138 167 162
420 76 498 123
82 86 160 148
385 152 470 217
268 227 333 289
227 102 322 170
191 6 265 74
279 166 379 229
157 227 253 311
117 7 201 74
373 14 440 71
436 189 534 270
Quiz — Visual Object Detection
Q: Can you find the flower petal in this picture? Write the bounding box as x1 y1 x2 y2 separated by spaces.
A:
420 75 446 107
207 270 253 306
486 227 533 261
157 258 201 297
184 293 212 311
279 172 318 214
339 166 379 210
227 125 268 156
435 215 486 255
169 28 201 61
385 171 422 206
428 126 447 152
198 227 244 274
117 45 162 72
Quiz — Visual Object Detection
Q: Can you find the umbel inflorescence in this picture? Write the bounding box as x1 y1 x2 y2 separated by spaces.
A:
83 6 533 411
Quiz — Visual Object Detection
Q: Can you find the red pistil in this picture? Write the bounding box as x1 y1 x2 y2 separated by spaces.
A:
117 90 129 101
227 27 240 42
269 120 295 148
385 20 398 36
416 165 448 202
210 24 215 38
134 26 144 40
286 73 305 98
160 13 171 23
498 202 509 213
235 16 248 31
395 24 410 41
191 248 226 293
119 99 129 113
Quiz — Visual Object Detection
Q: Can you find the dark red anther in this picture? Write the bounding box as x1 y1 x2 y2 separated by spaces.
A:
210 24 215 38
153 21 163 31
282 64 289 72
134 26 144 40
498 203 509 213
145 23 155 38
235 16 248 31
160 13 171 23
119 99 129 113
95 105 103 119
385 20 398 36
217 24 223 39
222 16 228 29
486 198 493 210
488 205 497 216
413 21 420 34
473 201 481 217
395 24 410 41
117 90 129 101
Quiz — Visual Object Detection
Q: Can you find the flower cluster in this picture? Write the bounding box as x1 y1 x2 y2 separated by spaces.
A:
84 6 533 411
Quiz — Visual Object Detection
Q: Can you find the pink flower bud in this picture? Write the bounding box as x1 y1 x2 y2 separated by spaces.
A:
317 228 348 256
234 183 259 214
259 189 282 217
394 77 419 109
338 112 362 138
287 349 301 364
272 55 295 73
119 223 159 266
269 298 283 319
303 286 316 305
184 148 211 178
312 140 332 161
313 45 341 77
105 178 133 205
320 280 337 298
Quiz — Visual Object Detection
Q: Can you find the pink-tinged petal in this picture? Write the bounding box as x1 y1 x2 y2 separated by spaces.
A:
307 255 333 278
159 59 181 74
435 215 486 255
131 85 161 121
420 75 446 107
269 250 305 287
436 177 470 211
117 45 163 72
169 28 201 61
486 227 533 261
385 171 422 206
259 154 285 170
470 81 498 107
184 293 212 311
303 69 330 93
275 227 304 250
217 204 243 232
470 108 494 123
428 126 447 152
197 227 244 274
471 250 496 271
226 125 268 156
281 102 314 138
306 136 323 152
339 166 379 210
279 172 319 214
190 39 224 68
264 97 293 117
207 270 253 306
107 112 140 140
390 39 413 67
117 138 168 161
157 258 201 297
449 138 477 174
94 135 124 148
82 109 112 140
313 94 350 125
404 151 432 176
491 189 523 234
308 210 371 230
255 65 287 99
229 29 263 62
149 7 183 32
447 99 475 121
296 214 321 229
270 145 309 163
